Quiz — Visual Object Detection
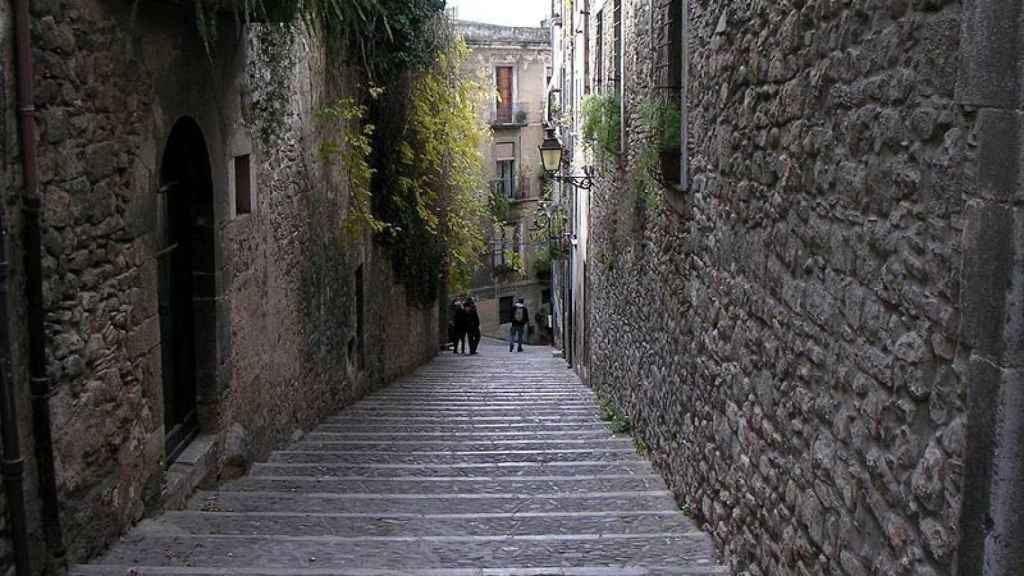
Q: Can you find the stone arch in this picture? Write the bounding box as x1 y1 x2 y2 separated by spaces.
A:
157 117 218 463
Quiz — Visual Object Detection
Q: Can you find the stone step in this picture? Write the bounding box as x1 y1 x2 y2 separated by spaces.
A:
85 532 717 570
382 384 586 390
315 423 615 434
363 393 593 400
337 409 598 418
138 509 694 538
222 474 665 495
250 462 657 478
353 402 597 409
324 415 604 424
346 402 597 409
73 565 729 576
187 491 679 515
302 431 619 442
289 438 633 453
266 449 641 465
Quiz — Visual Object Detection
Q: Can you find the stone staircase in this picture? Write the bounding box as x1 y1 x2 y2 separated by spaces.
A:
71 341 726 575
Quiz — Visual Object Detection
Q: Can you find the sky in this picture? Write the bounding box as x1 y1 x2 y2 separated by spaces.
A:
447 0 550 27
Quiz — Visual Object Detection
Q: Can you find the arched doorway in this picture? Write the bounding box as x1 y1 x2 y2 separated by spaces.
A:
158 118 216 464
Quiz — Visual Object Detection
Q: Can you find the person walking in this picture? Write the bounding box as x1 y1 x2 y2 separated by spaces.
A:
453 296 469 354
448 297 462 352
464 299 481 355
509 297 529 353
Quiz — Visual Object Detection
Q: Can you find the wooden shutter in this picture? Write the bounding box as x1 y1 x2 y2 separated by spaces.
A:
496 67 513 122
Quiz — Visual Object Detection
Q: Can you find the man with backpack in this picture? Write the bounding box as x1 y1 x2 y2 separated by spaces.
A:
509 297 529 352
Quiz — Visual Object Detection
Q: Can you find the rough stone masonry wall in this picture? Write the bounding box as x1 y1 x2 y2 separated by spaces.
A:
0 0 436 569
585 0 971 574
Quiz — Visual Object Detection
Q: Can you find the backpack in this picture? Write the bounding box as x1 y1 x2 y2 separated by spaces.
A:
513 306 526 323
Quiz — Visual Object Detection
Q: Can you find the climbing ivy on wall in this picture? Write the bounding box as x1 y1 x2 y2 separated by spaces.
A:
402 36 489 294
189 1 488 305
314 15 490 304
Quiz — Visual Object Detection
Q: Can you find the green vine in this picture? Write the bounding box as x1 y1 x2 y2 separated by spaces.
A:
495 251 524 280
632 98 682 210
581 93 622 162
400 35 489 295
320 91 388 238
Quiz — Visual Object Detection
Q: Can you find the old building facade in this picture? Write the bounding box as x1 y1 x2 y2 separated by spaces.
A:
0 2 438 573
551 0 1023 575
459 21 553 345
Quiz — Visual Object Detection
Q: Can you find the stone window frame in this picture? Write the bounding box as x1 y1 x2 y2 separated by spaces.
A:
228 135 256 219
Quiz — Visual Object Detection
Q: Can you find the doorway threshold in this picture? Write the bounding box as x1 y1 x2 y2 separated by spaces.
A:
161 433 217 511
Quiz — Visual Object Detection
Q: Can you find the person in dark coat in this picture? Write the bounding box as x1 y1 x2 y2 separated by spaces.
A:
449 297 464 353
453 296 469 354
464 299 481 355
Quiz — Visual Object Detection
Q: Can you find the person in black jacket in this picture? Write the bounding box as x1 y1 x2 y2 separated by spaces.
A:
454 297 468 352
464 299 481 355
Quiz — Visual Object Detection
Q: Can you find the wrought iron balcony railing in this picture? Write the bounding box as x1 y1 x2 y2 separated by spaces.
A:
492 178 527 201
491 103 531 127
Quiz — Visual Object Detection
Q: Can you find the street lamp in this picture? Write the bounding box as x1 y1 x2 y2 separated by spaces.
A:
538 130 594 190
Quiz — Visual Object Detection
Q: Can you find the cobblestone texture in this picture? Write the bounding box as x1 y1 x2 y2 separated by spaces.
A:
69 341 725 575
579 1 970 575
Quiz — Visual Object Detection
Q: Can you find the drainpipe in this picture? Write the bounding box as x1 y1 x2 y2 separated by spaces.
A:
0 219 30 576
12 0 66 567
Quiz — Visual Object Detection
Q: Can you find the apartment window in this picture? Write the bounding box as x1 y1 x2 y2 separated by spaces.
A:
496 66 514 123
495 142 518 199
595 11 604 89
613 0 622 97
583 0 591 94
234 154 252 216
666 0 683 91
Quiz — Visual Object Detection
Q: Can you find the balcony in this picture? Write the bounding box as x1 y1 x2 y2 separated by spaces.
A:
492 178 528 201
491 103 531 127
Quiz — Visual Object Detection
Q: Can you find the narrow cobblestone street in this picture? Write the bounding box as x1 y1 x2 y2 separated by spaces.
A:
70 341 724 575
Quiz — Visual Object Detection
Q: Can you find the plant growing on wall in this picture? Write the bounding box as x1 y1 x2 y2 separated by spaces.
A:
580 93 622 162
320 91 388 237
191 0 444 83
393 34 491 295
494 251 524 280
632 98 682 210
489 188 512 224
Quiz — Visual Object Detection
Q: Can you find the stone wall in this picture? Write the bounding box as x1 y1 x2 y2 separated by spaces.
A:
0 1 437 570
582 0 970 574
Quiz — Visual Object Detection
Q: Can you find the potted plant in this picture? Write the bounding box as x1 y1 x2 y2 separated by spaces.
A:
515 109 529 125
638 99 682 186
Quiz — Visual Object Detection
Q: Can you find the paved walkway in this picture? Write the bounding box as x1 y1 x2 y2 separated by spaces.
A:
73 340 725 575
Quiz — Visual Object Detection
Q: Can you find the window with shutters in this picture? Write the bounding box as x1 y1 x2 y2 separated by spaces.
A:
496 66 514 123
